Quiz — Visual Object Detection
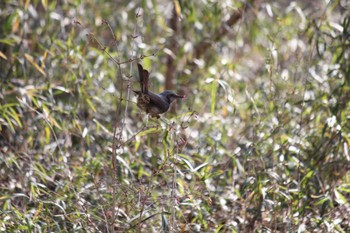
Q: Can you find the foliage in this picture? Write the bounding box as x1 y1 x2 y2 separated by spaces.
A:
1 0 350 232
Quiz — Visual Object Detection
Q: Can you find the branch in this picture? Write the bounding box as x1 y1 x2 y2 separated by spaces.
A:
194 9 243 59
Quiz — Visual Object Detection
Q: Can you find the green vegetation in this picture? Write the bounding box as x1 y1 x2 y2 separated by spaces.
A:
1 0 349 232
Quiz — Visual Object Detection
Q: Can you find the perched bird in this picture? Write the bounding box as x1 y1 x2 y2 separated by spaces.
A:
133 63 185 118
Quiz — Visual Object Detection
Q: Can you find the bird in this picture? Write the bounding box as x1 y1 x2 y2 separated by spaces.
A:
133 63 185 118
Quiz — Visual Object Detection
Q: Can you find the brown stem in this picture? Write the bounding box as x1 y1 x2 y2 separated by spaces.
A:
194 10 243 59
165 4 179 90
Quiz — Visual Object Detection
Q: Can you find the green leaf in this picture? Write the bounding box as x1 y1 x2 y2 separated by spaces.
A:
334 189 348 205
211 78 217 114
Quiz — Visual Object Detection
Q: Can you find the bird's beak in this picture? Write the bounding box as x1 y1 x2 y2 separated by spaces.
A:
175 94 185 99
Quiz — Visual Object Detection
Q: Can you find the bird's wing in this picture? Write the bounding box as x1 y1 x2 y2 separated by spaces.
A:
147 92 169 113
137 63 149 94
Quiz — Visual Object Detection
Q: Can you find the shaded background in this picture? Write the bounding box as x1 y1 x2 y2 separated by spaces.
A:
1 0 350 232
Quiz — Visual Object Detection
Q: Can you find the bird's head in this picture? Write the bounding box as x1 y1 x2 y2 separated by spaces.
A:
159 90 185 104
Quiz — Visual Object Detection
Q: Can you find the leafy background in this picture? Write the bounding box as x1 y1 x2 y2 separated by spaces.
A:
1 0 350 232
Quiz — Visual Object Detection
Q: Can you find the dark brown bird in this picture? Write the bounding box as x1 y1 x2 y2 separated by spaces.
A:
133 63 185 118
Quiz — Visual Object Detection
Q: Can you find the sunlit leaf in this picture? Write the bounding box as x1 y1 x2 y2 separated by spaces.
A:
86 98 96 113
0 51 7 60
334 189 348 205
24 53 47 77
41 0 48 10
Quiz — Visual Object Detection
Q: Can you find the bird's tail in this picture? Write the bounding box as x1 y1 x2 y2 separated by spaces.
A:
137 63 149 94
